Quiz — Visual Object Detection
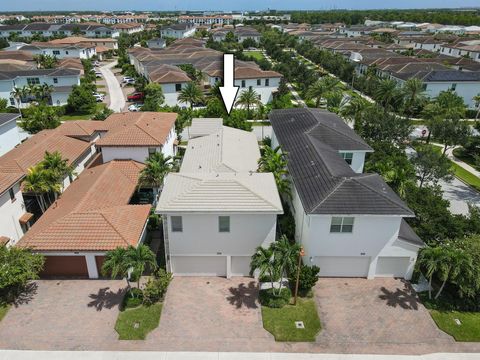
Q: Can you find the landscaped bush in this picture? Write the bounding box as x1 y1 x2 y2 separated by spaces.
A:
290 265 320 296
259 287 292 308
143 269 172 305
122 288 143 309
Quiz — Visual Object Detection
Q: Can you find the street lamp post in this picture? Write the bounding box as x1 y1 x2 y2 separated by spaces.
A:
293 246 305 305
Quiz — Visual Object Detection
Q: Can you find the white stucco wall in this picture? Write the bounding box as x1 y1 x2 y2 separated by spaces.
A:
0 120 22 156
101 146 152 164
165 213 277 256
0 182 26 244
339 151 368 173
425 82 480 109
234 77 281 104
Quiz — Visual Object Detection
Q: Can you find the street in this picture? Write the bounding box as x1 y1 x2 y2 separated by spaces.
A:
99 61 125 112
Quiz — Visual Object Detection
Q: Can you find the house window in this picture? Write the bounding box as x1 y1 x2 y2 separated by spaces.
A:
241 80 246 88
257 79 261 86
65 51 69 55
175 83 182 92
171 216 183 232
27 78 40 85
340 152 353 165
53 50 60 55
53 78 58 84
218 216 230 233
148 148 157 157
265 79 269 86
330 217 354 233
9 98 15 106
451 83 457 91
9 188 16 202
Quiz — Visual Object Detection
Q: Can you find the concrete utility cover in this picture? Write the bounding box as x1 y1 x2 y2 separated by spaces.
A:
295 321 305 329
454 318 462 326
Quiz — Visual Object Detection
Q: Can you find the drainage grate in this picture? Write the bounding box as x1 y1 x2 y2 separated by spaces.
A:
295 321 305 329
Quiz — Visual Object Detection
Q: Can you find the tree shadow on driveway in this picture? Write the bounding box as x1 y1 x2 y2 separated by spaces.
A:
10 282 38 307
378 281 420 310
226 281 259 309
87 286 125 311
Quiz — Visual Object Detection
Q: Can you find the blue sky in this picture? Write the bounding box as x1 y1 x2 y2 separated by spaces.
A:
0 1 478 12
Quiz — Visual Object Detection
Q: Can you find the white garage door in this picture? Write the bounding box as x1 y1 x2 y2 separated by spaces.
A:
231 256 251 276
313 256 370 277
171 256 226 276
375 257 410 278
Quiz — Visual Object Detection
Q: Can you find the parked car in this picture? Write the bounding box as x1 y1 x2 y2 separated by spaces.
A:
122 76 135 83
93 94 105 102
95 71 103 78
123 78 136 86
128 103 143 112
127 92 144 102
93 61 101 67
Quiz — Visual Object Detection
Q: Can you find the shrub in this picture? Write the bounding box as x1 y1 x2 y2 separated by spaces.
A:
143 269 173 305
259 287 292 308
122 288 143 309
292 265 320 295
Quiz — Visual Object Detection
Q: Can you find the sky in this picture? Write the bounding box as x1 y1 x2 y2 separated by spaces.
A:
0 0 479 12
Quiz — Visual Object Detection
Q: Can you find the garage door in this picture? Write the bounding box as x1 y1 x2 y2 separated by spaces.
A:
41 256 89 278
171 256 226 276
313 256 370 277
231 256 251 276
375 257 410 278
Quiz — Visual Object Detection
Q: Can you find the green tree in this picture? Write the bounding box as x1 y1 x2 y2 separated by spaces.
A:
340 96 370 124
250 246 278 290
178 82 204 109
142 83 165 112
306 76 341 108
401 78 427 117
42 151 75 192
0 245 44 299
22 166 51 213
473 93 480 121
412 145 454 188
19 104 60 134
125 244 158 289
235 88 262 119
374 78 401 111
34 54 58 69
258 145 291 199
138 152 173 195
66 84 97 114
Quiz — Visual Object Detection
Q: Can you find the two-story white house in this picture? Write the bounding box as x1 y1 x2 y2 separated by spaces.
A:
96 112 177 163
0 113 22 156
19 43 97 60
270 108 423 280
160 23 196 39
156 122 283 277
0 68 81 107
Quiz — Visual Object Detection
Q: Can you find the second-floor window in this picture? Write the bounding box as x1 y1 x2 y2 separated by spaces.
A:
9 188 16 202
53 50 60 55
330 217 354 233
257 79 261 86
340 152 353 165
265 78 269 86
148 148 156 157
175 83 182 92
27 78 40 86
53 78 58 84
451 83 457 91
171 216 183 232
218 216 230 233
241 80 246 88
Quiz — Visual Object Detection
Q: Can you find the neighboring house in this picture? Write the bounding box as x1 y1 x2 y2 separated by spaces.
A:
147 38 166 49
0 23 119 39
0 113 21 156
212 27 261 43
270 108 423 280
96 112 177 163
0 122 98 245
160 23 196 39
0 68 81 107
440 40 480 63
178 15 232 26
19 42 97 60
146 64 191 106
16 160 151 278
112 23 144 36
156 124 283 277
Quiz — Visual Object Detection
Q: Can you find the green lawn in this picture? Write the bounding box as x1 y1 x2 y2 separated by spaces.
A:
261 298 321 342
430 310 480 342
115 303 162 340
60 104 106 121
246 51 266 61
0 303 10 322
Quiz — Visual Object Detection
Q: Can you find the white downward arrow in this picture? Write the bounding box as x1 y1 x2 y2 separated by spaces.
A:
220 53 239 115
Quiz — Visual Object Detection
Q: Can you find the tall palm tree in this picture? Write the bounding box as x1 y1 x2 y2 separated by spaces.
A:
125 244 157 289
417 246 443 300
434 247 472 300
340 96 370 124
473 93 480 120
374 78 400 111
401 78 427 117
306 76 340 108
40 83 54 104
207 82 222 103
102 247 129 286
42 151 75 193
235 87 262 119
250 246 277 291
10 87 24 116
22 166 50 213
272 235 301 286
178 82 204 109
138 152 173 196
258 145 291 199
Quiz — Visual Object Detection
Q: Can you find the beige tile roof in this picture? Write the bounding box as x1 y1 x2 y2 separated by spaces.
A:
17 160 150 252
157 172 283 214
55 120 110 137
148 64 191 83
96 112 177 147
181 126 260 173
188 118 223 139
0 172 24 196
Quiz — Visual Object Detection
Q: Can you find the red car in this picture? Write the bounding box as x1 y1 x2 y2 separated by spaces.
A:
127 92 144 102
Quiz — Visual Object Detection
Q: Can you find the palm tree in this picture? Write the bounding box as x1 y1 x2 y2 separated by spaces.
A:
401 78 427 117
138 152 173 197
258 145 291 199
433 247 472 300
473 93 480 120
272 235 301 292
417 246 443 299
102 247 130 286
235 87 262 119
340 96 370 124
306 76 340 108
42 151 75 193
22 166 50 213
40 83 54 104
207 82 222 103
250 246 277 291
374 78 400 111
125 244 158 289
178 82 204 109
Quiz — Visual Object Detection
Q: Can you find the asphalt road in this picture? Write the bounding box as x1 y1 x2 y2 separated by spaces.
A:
99 61 125 112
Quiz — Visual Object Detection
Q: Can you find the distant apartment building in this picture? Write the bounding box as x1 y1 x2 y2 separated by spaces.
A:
0 23 119 39
178 15 232 26
160 23 196 39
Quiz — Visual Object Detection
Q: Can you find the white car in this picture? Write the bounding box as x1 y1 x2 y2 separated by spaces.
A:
93 94 105 102
122 76 134 83
95 71 103 78
128 103 143 112
93 61 101 67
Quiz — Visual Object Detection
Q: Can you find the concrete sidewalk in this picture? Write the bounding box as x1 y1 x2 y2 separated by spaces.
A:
0 351 479 360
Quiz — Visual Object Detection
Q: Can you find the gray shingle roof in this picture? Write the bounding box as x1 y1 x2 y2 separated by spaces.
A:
422 70 480 82
0 113 20 127
269 108 414 216
398 219 424 247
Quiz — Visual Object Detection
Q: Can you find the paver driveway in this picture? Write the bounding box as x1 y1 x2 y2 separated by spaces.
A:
0 280 126 350
315 278 453 346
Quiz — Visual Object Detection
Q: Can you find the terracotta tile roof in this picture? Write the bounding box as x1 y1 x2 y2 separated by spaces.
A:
0 172 24 196
96 112 177 147
16 160 150 252
0 236 10 245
